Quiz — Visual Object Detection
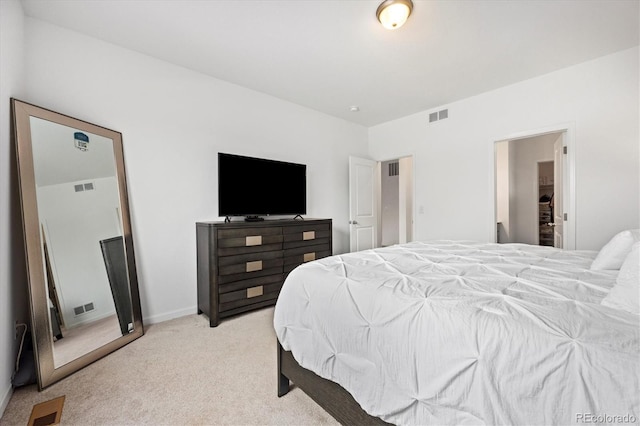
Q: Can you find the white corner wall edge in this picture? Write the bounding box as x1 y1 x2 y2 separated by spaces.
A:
0 0 26 418
0 387 12 418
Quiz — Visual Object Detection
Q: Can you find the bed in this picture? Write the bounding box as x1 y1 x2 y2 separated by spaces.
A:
273 240 639 425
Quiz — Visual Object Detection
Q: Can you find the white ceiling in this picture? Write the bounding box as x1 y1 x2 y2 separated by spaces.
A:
20 0 640 127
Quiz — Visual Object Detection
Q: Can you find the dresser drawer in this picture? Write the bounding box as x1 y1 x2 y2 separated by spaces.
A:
218 264 284 284
283 236 330 250
284 245 331 273
219 273 284 314
282 223 331 235
219 273 284 295
218 234 283 249
283 224 329 243
284 243 331 258
217 242 282 257
217 226 283 257
218 256 284 276
284 251 331 273
217 226 282 239
219 280 283 306
218 250 283 267
218 258 284 277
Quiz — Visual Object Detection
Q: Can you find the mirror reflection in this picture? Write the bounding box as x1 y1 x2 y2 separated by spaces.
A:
29 116 134 368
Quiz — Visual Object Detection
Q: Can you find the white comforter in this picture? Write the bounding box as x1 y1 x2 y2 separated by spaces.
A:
273 241 639 425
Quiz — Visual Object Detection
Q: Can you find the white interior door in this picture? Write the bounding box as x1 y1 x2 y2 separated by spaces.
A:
553 137 564 248
349 156 378 252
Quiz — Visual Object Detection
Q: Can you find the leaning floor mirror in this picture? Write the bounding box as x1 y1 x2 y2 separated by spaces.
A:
12 99 144 389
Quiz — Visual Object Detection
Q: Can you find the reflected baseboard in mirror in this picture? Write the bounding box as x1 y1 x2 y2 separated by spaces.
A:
11 99 144 389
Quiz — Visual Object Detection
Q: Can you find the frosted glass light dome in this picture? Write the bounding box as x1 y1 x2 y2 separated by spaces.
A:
376 0 413 30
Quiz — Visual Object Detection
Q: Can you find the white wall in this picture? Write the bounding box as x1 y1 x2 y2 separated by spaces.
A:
369 47 640 250
23 18 369 324
0 0 28 414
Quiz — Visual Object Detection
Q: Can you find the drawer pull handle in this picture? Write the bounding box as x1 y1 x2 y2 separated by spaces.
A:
303 252 316 262
247 286 264 298
303 231 315 240
246 235 262 246
246 260 263 272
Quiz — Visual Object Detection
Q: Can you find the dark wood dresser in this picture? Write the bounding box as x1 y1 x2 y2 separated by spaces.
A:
196 218 332 327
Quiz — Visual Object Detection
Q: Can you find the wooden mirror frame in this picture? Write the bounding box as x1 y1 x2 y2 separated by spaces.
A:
11 99 144 389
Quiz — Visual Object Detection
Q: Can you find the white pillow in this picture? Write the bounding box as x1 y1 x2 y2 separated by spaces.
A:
601 242 639 315
591 229 640 270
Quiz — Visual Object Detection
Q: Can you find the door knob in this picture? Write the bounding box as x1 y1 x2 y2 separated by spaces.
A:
349 220 358 225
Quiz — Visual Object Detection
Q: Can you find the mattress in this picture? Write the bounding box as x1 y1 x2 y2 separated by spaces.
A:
273 241 639 425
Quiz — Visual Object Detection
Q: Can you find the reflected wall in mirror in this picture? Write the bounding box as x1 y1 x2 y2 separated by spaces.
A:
12 99 143 389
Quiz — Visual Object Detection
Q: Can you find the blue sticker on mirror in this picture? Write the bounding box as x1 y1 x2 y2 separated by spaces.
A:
74 132 89 151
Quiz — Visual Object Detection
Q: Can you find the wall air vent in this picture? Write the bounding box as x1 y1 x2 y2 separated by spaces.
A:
388 162 399 177
429 109 449 124
73 302 95 316
73 182 95 192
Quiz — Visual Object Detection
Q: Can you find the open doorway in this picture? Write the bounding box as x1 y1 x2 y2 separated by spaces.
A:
495 132 565 247
537 161 555 246
379 156 413 247
348 155 414 252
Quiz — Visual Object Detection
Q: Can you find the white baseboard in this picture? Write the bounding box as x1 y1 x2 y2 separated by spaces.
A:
142 306 197 325
0 383 12 418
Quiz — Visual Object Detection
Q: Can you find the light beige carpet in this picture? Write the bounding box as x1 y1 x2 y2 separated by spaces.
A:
0 308 339 426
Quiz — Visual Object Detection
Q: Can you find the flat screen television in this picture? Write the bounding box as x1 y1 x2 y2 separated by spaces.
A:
218 153 306 220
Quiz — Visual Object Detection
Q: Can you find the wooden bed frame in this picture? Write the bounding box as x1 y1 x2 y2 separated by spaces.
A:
277 341 391 425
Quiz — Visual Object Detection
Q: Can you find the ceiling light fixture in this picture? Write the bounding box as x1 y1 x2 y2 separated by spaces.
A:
376 0 413 30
